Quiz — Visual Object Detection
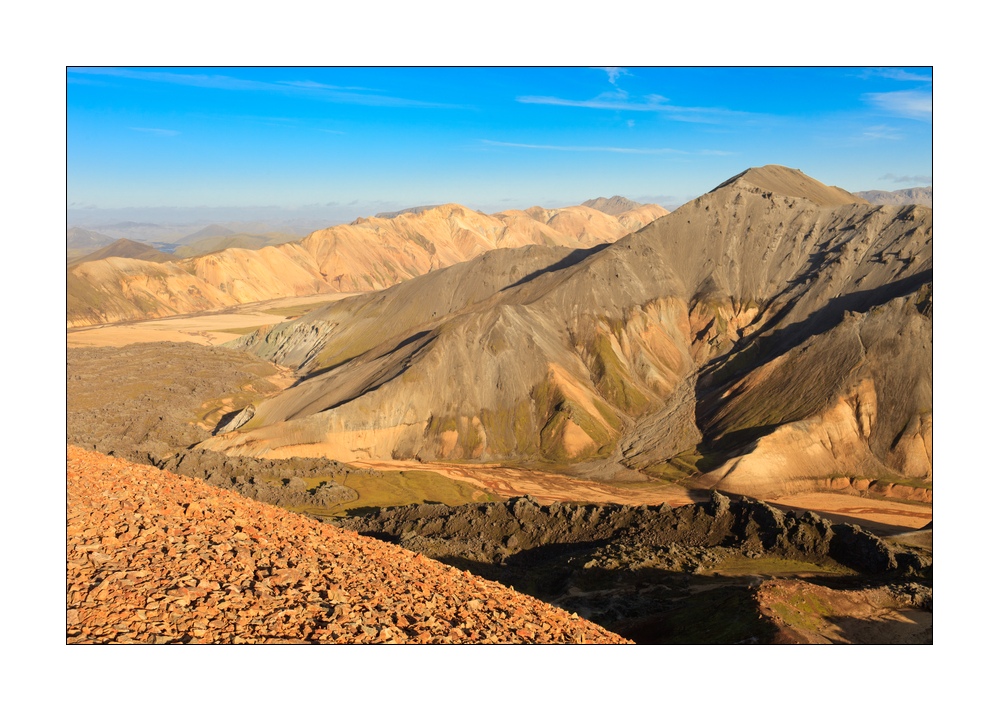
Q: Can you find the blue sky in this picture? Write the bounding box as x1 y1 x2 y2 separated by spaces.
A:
67 66 931 221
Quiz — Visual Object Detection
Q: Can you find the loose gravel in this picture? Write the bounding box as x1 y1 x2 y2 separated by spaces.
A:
67 446 629 644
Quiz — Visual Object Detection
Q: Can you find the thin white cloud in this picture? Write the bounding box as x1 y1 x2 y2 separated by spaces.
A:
68 67 464 109
129 127 179 137
481 139 731 156
862 68 932 82
277 80 377 92
880 173 932 184
864 89 932 120
862 124 903 140
516 93 746 123
597 67 630 86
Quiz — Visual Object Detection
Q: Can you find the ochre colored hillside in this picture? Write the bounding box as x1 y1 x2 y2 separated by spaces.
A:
67 201 667 328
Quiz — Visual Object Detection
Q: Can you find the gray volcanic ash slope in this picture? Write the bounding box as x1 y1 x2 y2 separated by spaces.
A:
203 166 931 499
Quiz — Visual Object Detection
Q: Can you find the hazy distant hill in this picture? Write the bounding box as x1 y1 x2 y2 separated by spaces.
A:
178 224 236 243
854 187 932 207
581 196 643 216
206 165 931 500
67 227 119 263
67 227 116 250
67 202 666 327
67 238 174 268
375 205 444 219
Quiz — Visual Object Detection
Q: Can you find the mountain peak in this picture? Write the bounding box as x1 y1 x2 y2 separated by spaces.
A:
581 196 642 216
712 165 865 207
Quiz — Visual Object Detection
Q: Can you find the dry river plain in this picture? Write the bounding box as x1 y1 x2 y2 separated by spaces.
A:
67 294 355 348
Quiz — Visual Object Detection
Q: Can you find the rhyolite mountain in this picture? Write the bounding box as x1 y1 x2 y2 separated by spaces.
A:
201 165 931 499
67 201 667 328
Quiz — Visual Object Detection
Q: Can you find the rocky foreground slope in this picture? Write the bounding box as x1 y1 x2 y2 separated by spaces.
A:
67 446 628 644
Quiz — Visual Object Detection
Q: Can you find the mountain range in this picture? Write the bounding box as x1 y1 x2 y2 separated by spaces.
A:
66 201 668 327
854 187 932 207
198 165 931 501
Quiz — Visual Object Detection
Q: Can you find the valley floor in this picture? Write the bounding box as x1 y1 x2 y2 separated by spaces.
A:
347 459 701 508
67 293 355 348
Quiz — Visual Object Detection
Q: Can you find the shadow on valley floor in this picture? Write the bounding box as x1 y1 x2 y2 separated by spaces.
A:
423 547 929 644
351 529 915 644
428 550 852 644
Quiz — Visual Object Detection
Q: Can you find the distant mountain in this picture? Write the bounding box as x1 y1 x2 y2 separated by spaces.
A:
178 224 236 243
205 165 931 501
854 187 932 207
67 227 116 250
67 238 174 268
375 205 444 219
88 222 189 244
67 202 666 327
581 196 643 216
101 221 160 229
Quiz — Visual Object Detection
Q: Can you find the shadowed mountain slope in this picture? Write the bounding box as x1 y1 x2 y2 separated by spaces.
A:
202 166 931 499
67 202 666 328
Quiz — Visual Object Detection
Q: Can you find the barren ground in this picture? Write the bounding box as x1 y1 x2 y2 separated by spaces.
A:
766 492 932 535
351 459 700 507
67 293 356 348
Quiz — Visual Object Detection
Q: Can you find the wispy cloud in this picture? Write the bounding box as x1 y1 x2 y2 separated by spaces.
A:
517 68 752 124
319 129 345 135
481 139 731 156
277 80 377 92
129 127 179 137
68 67 464 109
862 124 903 140
517 93 746 123
597 67 630 86
861 68 932 82
879 173 932 184
864 89 932 120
